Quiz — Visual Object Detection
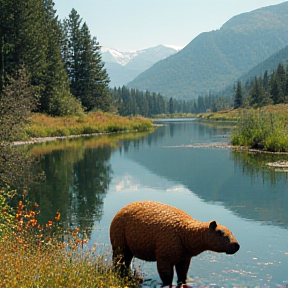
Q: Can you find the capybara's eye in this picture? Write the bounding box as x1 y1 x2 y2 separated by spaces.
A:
216 229 225 236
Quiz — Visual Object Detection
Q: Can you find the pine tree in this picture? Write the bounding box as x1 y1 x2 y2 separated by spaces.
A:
62 9 82 98
0 0 48 92
263 70 269 91
146 91 153 116
169 97 174 114
270 63 286 104
42 1 83 116
250 77 265 107
285 64 288 97
234 81 243 109
135 89 149 116
62 10 110 111
197 95 205 112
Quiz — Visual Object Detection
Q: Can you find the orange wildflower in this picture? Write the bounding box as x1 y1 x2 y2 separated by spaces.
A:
55 211 61 221
16 237 23 244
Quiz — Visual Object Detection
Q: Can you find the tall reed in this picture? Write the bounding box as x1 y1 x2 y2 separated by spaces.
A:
231 109 288 152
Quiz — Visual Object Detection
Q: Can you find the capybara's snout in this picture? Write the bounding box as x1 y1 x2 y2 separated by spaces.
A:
226 242 240 254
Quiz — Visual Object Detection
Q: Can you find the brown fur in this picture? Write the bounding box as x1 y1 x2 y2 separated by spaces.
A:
110 201 240 286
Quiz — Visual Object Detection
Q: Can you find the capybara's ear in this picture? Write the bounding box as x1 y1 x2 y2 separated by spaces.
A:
209 221 217 230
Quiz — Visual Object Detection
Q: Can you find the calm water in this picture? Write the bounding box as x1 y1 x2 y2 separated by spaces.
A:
29 120 288 287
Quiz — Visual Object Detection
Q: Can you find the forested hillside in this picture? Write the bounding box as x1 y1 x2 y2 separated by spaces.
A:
128 2 288 99
240 45 288 81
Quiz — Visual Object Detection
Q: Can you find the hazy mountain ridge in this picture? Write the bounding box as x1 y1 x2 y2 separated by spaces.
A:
240 45 288 81
101 45 178 88
127 2 288 99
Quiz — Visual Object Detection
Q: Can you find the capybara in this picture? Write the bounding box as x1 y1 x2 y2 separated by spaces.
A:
110 201 240 286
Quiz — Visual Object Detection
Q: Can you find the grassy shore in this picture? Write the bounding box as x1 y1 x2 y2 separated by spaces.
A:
198 104 288 152
20 111 153 140
197 104 288 123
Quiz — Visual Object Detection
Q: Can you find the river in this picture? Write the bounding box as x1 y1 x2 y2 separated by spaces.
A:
28 119 288 287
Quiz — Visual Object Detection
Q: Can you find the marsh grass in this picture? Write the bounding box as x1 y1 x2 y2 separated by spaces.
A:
197 109 241 122
21 111 153 140
0 193 141 288
231 109 288 152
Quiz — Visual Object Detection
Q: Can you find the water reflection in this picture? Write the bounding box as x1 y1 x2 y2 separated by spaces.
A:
28 133 149 229
232 150 288 186
121 122 288 228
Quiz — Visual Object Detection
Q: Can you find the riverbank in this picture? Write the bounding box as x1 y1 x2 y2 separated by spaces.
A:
196 103 288 123
17 111 153 142
13 132 108 146
197 104 288 153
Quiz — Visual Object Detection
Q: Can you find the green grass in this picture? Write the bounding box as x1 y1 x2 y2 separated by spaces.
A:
231 108 288 152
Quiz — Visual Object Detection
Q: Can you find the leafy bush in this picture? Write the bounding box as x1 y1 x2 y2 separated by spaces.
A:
48 91 84 117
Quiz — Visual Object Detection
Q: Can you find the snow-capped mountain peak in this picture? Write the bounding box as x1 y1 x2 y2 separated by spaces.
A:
101 47 139 66
101 44 180 67
101 44 181 88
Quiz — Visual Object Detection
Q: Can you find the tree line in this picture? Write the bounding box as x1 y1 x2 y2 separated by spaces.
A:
234 63 288 109
111 86 230 116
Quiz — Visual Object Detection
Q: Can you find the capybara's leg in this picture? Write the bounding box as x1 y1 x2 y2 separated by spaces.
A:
123 248 134 269
112 246 123 266
175 258 191 284
157 260 174 286
112 246 133 277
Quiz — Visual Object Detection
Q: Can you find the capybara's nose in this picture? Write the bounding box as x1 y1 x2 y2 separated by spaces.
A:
227 243 240 254
234 243 240 252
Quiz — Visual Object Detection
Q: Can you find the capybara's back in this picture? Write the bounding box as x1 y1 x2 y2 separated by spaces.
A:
110 201 239 286
110 201 192 261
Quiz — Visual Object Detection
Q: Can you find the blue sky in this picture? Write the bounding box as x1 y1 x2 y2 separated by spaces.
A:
54 0 287 52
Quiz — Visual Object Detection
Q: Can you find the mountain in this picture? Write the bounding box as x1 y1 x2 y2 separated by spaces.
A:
127 2 288 99
101 45 178 88
240 45 288 81
101 47 138 66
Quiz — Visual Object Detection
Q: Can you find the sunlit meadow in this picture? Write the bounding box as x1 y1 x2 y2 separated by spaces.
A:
21 111 153 140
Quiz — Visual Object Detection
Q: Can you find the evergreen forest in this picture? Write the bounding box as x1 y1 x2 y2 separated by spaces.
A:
0 0 110 117
233 63 288 109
